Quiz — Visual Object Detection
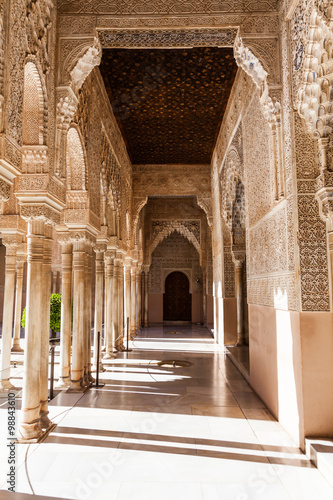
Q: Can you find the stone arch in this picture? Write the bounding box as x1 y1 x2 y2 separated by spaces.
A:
150 223 200 256
63 37 102 93
234 36 280 125
232 180 246 246
22 61 45 145
163 269 192 294
66 126 87 191
221 147 244 233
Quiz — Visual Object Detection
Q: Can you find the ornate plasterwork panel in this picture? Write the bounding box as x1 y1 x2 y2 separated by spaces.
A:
99 28 237 48
149 232 202 294
133 164 210 198
243 91 272 226
151 220 201 254
248 205 288 276
57 1 279 15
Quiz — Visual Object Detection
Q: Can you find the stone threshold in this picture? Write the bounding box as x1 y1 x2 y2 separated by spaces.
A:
306 438 333 488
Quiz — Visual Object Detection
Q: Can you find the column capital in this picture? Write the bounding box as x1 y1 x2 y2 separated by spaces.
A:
231 245 246 267
1 233 23 254
316 187 333 231
0 179 11 202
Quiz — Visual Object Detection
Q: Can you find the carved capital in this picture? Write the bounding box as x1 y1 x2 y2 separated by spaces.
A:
231 245 246 267
316 187 333 230
0 179 11 202
19 204 61 225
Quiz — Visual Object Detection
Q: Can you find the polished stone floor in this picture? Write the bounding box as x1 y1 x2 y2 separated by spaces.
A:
1 325 333 499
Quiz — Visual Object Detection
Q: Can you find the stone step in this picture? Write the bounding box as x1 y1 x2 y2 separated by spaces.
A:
305 438 333 487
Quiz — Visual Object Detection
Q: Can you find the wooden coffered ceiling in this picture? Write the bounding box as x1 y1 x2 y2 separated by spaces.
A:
99 47 238 164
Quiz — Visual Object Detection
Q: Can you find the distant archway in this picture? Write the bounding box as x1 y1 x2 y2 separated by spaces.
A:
163 271 191 322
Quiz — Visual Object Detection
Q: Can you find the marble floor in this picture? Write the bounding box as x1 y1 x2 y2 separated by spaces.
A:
1 325 333 499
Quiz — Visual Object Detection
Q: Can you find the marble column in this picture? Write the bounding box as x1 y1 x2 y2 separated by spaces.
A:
68 240 86 392
234 258 246 346
124 263 131 342
85 247 94 384
93 249 106 367
57 242 72 388
112 258 120 350
144 270 149 328
19 220 45 440
203 272 207 326
12 255 25 353
103 252 116 359
136 269 142 330
116 259 124 349
40 225 53 429
0 238 19 390
130 266 136 338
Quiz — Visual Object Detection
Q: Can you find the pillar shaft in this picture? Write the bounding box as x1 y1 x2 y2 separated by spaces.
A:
20 220 45 440
235 263 245 345
144 271 149 328
112 260 119 349
130 267 136 337
117 261 124 348
40 225 53 429
85 248 93 384
124 266 131 338
136 270 142 330
68 241 86 391
93 251 105 366
104 254 115 359
0 244 17 389
12 257 25 352
57 243 72 388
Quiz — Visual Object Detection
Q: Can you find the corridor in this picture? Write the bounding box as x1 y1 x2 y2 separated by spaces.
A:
1 325 333 500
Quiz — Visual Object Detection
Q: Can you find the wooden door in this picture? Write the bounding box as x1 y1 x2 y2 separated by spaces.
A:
163 271 191 321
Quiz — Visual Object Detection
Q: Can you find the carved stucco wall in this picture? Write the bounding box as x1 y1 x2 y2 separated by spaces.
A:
288 0 330 311
149 232 202 295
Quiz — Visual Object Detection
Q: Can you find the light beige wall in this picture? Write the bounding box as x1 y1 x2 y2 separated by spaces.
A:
249 304 333 447
223 298 237 345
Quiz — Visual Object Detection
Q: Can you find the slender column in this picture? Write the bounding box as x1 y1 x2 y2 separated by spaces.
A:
12 255 25 352
124 263 131 339
136 268 142 330
235 262 245 346
130 266 136 338
68 240 86 392
116 259 124 349
112 259 120 350
103 252 116 359
85 247 94 384
202 272 207 326
19 220 45 440
57 242 72 388
0 238 19 390
144 270 149 328
40 225 53 429
93 249 106 367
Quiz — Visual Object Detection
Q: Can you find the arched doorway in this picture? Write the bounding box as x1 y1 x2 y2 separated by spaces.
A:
163 272 191 322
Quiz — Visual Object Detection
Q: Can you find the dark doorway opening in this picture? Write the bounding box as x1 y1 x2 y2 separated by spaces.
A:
163 271 191 322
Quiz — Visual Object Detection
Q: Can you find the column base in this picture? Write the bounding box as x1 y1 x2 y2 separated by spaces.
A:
11 345 24 353
0 379 18 391
18 419 43 442
56 376 71 390
67 379 86 392
18 422 56 443
40 410 53 430
103 352 116 360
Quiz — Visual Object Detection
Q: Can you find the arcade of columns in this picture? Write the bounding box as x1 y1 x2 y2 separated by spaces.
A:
1 0 333 448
